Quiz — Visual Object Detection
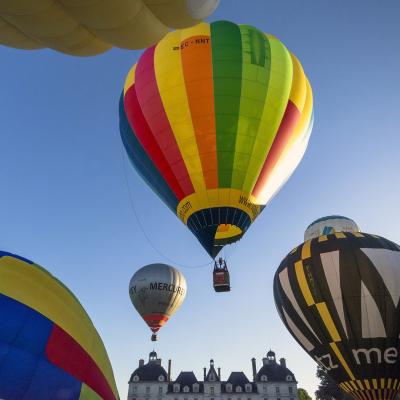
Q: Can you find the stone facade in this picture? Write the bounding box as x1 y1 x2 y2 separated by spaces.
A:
128 351 298 400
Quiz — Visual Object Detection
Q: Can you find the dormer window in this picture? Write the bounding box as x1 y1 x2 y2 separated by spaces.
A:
286 375 292 382
183 386 190 393
174 384 180 393
158 375 165 382
236 386 242 393
261 375 268 382
226 384 232 393
245 384 252 393
193 384 199 393
133 375 139 382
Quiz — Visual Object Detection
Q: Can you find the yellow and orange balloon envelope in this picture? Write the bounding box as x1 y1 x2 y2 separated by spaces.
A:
0 0 219 56
120 21 314 257
0 251 119 400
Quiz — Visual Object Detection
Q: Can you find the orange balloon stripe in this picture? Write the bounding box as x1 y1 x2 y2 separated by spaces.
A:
143 313 169 333
181 34 218 189
252 100 301 198
134 46 194 197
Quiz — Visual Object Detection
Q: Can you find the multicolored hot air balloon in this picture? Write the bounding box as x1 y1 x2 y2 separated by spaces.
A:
273 218 400 400
0 0 219 56
120 20 314 258
0 251 119 400
129 264 186 341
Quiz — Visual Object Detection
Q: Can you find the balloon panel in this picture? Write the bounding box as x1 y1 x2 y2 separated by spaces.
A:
0 0 219 55
129 264 187 333
0 252 119 400
273 233 400 400
122 21 313 257
304 215 360 242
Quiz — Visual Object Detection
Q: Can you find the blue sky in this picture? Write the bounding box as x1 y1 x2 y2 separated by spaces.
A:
1 1 400 398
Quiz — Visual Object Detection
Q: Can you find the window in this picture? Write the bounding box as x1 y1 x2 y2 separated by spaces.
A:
236 387 242 393
210 387 214 395
133 375 139 382
276 387 280 394
132 386 137 393
263 386 267 393
159 387 163 395
193 384 199 393
245 384 251 393
159 375 165 382
286 375 293 382
226 384 232 393
289 387 293 394
146 387 150 394
174 384 180 393
183 386 190 393
261 375 267 382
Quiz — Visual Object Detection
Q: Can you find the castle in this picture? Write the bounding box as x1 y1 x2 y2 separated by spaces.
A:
127 350 298 400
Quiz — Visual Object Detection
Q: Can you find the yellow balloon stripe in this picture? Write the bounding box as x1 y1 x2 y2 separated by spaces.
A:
316 303 341 342
0 257 117 397
124 64 137 95
288 53 307 112
177 188 260 225
294 260 315 306
242 35 293 193
154 29 207 199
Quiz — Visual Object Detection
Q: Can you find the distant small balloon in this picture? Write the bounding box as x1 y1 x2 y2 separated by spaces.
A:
304 215 360 241
274 218 400 400
0 251 119 400
129 264 187 341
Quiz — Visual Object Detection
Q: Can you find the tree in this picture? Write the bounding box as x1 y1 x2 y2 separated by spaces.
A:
315 366 352 400
298 388 312 400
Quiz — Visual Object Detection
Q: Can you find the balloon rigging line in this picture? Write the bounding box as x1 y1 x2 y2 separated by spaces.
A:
120 144 213 270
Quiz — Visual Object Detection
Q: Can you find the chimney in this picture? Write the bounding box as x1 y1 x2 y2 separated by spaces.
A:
139 359 144 367
203 367 207 381
217 367 221 380
262 357 268 366
251 358 257 381
279 358 286 368
168 359 172 382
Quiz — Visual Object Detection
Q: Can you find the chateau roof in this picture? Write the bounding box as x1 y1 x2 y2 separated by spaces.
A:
129 363 168 382
256 364 296 382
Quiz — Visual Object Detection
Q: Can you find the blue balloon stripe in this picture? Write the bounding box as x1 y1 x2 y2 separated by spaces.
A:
0 293 53 356
0 342 81 400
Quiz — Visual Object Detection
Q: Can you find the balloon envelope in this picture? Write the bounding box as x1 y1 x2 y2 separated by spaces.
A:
120 20 313 257
0 0 219 56
0 251 119 400
129 264 186 335
304 215 360 241
273 231 400 400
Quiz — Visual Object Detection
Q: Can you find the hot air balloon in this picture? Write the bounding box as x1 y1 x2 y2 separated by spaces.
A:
273 218 400 400
120 21 314 265
0 251 119 400
305 215 360 241
129 264 186 341
0 0 219 56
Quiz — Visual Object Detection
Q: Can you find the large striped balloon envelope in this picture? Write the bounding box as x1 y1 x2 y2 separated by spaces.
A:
0 251 119 400
274 228 400 400
120 21 314 258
